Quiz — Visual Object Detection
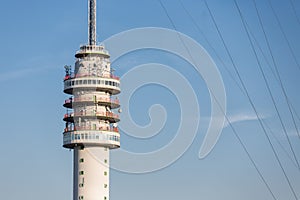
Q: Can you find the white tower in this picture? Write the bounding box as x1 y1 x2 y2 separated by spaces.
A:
62 1 121 200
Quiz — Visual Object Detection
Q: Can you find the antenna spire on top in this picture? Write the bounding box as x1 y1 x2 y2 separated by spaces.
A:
88 0 97 45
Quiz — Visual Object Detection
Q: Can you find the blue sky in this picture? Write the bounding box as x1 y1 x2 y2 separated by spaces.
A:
0 0 300 200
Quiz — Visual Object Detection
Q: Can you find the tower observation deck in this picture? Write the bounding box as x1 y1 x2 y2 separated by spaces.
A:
62 1 120 200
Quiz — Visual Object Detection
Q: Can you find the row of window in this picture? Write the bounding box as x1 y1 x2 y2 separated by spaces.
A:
79 158 107 165
79 195 107 200
64 132 120 143
78 183 109 189
79 171 108 176
78 167 108 200
78 158 107 164
78 171 107 176
65 79 120 88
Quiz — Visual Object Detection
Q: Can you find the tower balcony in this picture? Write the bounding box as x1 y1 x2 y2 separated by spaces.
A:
63 97 120 109
63 130 120 149
75 44 110 58
63 111 120 123
63 76 120 95
64 73 120 81
64 126 119 133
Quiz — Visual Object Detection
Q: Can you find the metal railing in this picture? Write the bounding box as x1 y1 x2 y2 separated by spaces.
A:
64 126 119 133
64 97 119 105
64 73 120 81
64 111 119 119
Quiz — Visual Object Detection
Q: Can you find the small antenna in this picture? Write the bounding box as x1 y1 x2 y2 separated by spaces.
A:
88 0 97 45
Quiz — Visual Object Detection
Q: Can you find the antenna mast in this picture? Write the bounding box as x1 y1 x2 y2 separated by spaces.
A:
88 0 97 45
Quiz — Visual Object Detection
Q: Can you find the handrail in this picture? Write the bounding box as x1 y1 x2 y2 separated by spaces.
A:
64 126 119 133
64 97 119 105
76 45 109 55
64 73 120 81
64 111 119 119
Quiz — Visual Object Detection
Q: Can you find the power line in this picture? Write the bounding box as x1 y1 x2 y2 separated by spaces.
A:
177 0 245 94
179 0 300 133
263 119 300 169
264 0 300 139
157 1 278 199
291 102 300 123
232 0 299 198
245 20 300 125
267 0 300 72
177 0 300 167
221 109 278 200
249 0 300 171
201 0 299 199
289 0 300 26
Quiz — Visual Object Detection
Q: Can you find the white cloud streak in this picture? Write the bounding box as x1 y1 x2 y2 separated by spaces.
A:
223 113 268 128
0 65 53 82
0 68 37 82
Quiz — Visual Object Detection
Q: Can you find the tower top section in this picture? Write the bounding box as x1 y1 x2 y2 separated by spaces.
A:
76 0 109 58
88 0 97 45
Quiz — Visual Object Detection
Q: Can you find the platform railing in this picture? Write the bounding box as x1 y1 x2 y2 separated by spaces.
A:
64 97 119 105
64 73 120 81
64 126 119 133
64 111 119 120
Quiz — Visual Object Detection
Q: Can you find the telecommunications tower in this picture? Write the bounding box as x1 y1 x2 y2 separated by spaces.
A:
62 0 121 200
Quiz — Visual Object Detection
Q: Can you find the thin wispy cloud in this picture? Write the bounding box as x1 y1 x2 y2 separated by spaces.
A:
0 53 61 83
223 112 268 128
0 65 53 82
286 129 300 138
200 112 268 129
0 67 37 82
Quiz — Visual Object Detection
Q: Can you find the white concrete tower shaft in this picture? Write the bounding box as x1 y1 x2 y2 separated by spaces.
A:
62 1 121 200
